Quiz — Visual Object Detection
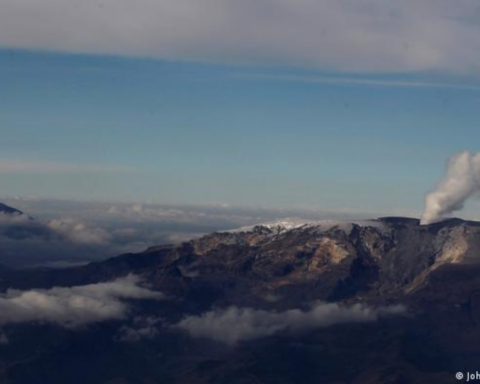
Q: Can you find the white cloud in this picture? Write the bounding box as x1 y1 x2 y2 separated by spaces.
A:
1 0 480 73
0 275 163 328
47 218 111 245
175 302 406 345
238 73 480 90
0 212 122 267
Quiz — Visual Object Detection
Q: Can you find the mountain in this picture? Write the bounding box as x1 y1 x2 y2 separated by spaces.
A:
0 203 23 216
1 217 480 383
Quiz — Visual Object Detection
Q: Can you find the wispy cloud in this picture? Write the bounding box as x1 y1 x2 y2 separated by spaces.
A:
236 73 480 91
175 303 406 345
0 159 136 174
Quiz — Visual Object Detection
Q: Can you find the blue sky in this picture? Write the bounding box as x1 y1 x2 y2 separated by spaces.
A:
2 0 480 217
2 49 480 215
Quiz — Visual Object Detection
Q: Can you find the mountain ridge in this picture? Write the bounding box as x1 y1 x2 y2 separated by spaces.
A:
4 214 480 300
2 210 480 383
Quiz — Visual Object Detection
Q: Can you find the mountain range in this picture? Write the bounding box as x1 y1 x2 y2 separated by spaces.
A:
0 204 479 383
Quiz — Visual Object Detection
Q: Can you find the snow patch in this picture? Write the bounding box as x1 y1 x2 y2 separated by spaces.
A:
227 218 387 235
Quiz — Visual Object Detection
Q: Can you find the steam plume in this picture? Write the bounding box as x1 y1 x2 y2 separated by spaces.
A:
421 151 480 225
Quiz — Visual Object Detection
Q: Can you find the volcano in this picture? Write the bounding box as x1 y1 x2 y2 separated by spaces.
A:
0 216 479 383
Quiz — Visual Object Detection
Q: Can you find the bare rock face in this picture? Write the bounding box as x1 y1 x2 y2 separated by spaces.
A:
176 217 480 302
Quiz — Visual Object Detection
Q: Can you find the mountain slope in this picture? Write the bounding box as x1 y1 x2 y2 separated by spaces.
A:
4 216 480 307
0 202 23 216
1 216 480 383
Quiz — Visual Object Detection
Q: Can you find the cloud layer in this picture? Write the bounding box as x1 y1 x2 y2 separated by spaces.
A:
1 0 480 73
0 275 162 328
0 213 117 267
175 303 406 345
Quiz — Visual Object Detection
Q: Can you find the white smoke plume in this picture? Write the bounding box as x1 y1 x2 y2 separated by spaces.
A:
421 151 480 225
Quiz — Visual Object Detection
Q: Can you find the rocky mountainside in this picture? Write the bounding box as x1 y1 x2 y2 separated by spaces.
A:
1 216 480 383
7 216 480 302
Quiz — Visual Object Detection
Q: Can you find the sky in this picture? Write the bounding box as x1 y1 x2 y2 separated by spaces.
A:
2 0 480 217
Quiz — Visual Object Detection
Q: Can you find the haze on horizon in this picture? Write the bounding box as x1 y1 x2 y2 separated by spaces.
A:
2 0 480 219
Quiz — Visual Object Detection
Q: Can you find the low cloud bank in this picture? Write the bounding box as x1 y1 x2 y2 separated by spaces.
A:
176 303 406 345
0 213 114 267
0 275 162 328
